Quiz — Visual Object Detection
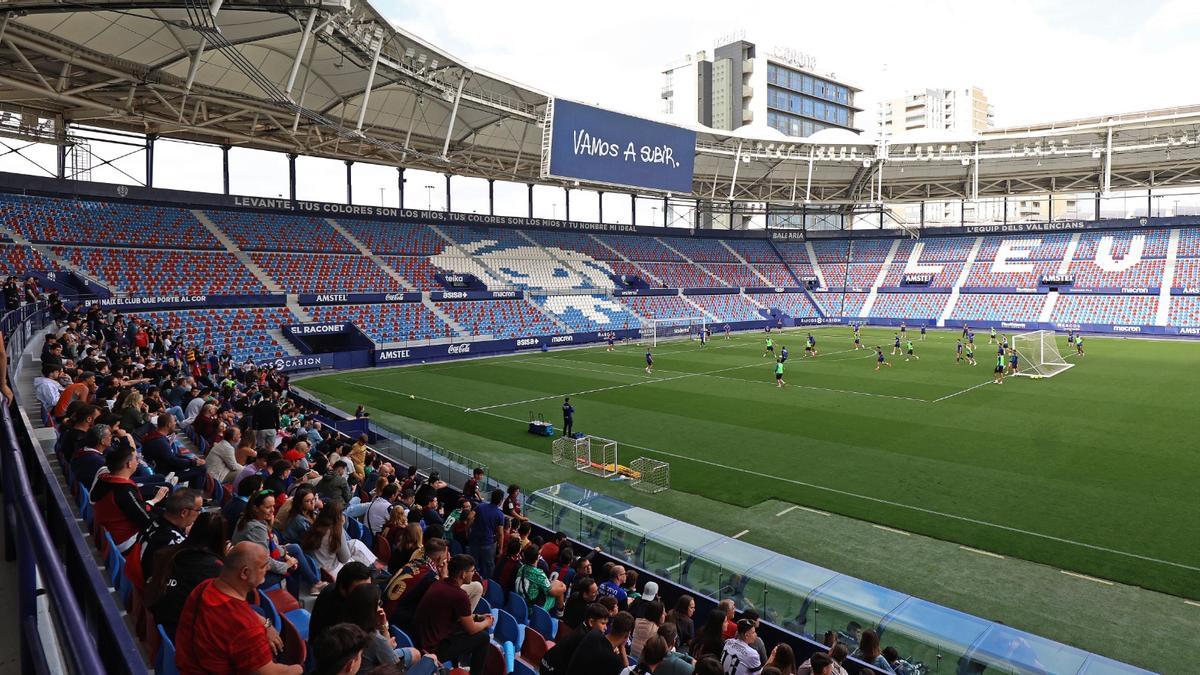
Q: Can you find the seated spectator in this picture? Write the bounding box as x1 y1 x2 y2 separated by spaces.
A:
223 474 262 526
598 564 630 611
299 501 378 578
629 580 659 619
622 636 667 675
310 562 375 640
718 599 737 639
315 461 352 508
631 600 666 659
388 522 423 574
693 657 724 675
801 654 833 675
92 442 168 553
193 403 222 447
52 371 96 420
206 427 244 483
543 601 609 674
33 363 65 417
494 537 524 593
849 630 895 674
347 434 369 480
568 610 634 675
230 491 299 587
262 460 293 501
376 507 408 569
146 512 228 638
277 484 320 545
142 414 206 489
364 482 400 535
232 451 267 491
719 619 762 675
117 391 152 439
414 554 494 672
70 423 129 490
741 609 768 662
665 595 696 652
562 576 599 630
138 487 203 582
342 582 423 673
58 403 100 462
654 623 695 675
309 623 369 675
690 609 728 660
174 541 303 675
515 544 566 613
383 537 449 634
765 643 796 675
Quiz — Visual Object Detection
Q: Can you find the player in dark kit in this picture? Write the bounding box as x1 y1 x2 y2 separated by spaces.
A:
874 346 892 371
920 325 927 341
562 397 575 437
892 334 902 355
644 349 654 374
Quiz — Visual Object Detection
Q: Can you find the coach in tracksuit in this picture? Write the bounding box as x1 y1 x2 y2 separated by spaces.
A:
562 397 575 438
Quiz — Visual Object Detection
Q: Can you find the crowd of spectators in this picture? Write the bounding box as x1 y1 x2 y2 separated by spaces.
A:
27 296 918 675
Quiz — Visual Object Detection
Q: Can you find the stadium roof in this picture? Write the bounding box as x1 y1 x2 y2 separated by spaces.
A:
2 0 1200 206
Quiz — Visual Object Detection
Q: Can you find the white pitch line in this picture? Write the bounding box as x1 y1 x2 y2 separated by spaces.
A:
795 505 831 516
775 505 799 517
873 524 911 536
959 546 1005 559
1060 570 1114 586
931 380 995 403
1184 599 1200 608
349 382 1200 575
731 529 750 539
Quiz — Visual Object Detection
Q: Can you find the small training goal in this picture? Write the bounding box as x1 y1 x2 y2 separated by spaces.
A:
551 435 619 478
629 457 670 494
1010 330 1074 378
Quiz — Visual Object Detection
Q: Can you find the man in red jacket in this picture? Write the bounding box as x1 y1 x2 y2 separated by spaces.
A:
91 442 168 553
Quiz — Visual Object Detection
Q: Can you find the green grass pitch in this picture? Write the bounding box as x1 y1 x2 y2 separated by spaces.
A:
298 326 1200 600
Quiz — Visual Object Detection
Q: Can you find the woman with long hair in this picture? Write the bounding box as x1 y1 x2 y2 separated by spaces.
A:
192 402 222 447
342 583 423 674
300 500 379 577
766 643 797 675
850 630 895 674
389 521 424 572
277 484 319 544
147 512 229 638
689 608 728 660
631 600 666 659
231 490 298 586
666 594 697 649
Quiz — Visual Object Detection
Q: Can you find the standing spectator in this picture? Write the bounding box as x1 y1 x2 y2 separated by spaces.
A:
414 554 494 673
654 623 695 675
719 619 762 675
138 488 203 582
598 565 629 611
253 391 280 451
91 443 168 553
174 542 303 675
622 636 668 675
469 488 505 580
309 624 369 675
666 595 696 648
462 467 484 504
631 600 666 659
849 630 895 674
206 426 244 483
502 484 528 523
568 610 634 675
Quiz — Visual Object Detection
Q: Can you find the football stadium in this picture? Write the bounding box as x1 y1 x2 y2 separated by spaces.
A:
0 1 1197 674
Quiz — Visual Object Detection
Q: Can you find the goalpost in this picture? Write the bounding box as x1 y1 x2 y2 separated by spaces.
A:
551 435 619 478
638 316 707 347
1011 330 1074 378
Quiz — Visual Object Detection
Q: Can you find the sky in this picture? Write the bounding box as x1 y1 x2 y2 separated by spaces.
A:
2 0 1198 221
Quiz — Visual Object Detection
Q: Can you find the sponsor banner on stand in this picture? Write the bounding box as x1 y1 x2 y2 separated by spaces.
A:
428 290 523 301
99 293 286 310
285 323 349 336
744 286 806 294
612 288 678 297
681 287 739 295
297 292 421 305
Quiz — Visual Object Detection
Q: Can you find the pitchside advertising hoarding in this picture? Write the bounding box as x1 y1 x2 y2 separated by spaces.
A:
543 99 697 193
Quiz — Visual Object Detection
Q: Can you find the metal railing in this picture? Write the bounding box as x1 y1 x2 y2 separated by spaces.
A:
0 303 149 674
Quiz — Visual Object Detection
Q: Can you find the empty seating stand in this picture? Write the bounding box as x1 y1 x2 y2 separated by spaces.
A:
949 293 1045 323
0 194 220 250
688 294 764 322
306 303 453 344
1050 295 1157 325
812 291 868 318
619 295 703 321
870 293 949 320
206 211 356 253
133 307 294 363
252 253 400 293
53 247 266 295
338 219 448 256
433 300 560 339
532 295 641 332
746 293 821 318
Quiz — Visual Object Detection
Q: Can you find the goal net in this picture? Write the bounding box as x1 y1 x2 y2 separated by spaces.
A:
638 316 706 347
629 457 670 493
1011 330 1074 378
551 435 619 478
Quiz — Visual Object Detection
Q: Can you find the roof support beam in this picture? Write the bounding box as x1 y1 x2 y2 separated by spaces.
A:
441 72 467 158
355 33 384 132
727 141 743 200
1103 124 1113 195
285 9 318 98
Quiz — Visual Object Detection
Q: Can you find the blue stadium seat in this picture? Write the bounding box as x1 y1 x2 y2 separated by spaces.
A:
156 624 179 675
504 593 529 625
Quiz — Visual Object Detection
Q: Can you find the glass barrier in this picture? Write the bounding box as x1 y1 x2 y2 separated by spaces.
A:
527 482 1152 675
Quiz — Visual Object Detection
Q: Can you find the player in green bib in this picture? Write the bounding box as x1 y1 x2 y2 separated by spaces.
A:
1075 335 1085 356
989 326 997 344
964 342 976 366
774 358 786 387
993 352 1005 384
763 337 775 358
905 339 919 361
